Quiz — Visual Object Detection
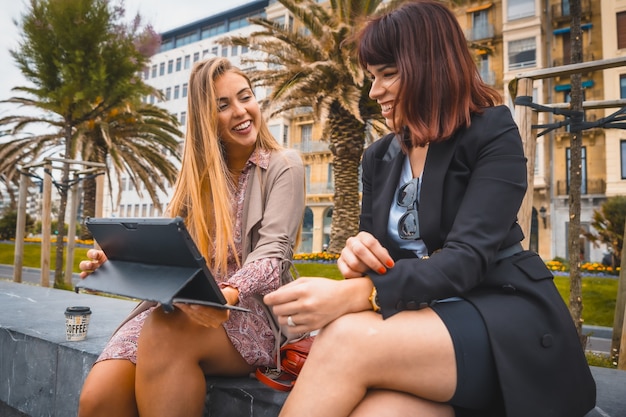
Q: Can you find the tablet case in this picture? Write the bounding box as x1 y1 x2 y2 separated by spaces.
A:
75 217 249 312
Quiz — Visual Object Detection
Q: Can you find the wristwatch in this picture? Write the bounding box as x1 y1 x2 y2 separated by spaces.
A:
369 286 381 313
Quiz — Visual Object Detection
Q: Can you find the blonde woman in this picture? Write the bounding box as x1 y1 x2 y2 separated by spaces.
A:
78 57 305 417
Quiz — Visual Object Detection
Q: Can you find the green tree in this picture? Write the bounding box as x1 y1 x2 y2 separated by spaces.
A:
77 101 182 239
583 196 626 268
0 0 177 287
0 210 35 240
223 0 394 253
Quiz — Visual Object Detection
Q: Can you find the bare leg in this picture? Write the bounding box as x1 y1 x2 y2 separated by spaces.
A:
279 308 456 417
78 359 138 417
349 389 454 417
135 307 254 417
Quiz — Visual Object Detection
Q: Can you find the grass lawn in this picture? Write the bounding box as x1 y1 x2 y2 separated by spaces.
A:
0 242 90 275
1 242 618 327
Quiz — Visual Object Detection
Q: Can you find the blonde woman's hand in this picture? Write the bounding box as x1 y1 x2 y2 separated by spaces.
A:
79 249 108 279
337 231 394 278
264 277 361 333
175 303 230 328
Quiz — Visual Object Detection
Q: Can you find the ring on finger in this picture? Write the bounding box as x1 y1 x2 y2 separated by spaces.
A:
287 315 297 327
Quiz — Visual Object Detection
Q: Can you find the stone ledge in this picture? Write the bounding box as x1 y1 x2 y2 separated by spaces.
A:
1 280 625 417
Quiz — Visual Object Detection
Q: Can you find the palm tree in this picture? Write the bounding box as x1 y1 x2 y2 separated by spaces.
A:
0 0 168 286
223 0 395 253
77 100 182 239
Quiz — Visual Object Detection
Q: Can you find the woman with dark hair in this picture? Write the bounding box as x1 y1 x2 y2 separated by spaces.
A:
264 1 596 416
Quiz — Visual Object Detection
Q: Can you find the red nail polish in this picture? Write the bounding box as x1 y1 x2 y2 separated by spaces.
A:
377 267 386 274
385 260 394 268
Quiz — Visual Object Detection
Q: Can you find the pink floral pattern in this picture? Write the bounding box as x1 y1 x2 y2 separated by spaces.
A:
97 148 281 367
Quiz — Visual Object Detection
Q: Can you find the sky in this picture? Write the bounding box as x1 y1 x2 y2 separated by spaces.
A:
0 0 253 118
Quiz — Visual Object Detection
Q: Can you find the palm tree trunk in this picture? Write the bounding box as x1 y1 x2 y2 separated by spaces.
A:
567 0 586 348
81 176 96 240
54 123 72 288
327 103 365 253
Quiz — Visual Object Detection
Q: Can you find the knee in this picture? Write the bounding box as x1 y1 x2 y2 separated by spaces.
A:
77 384 108 417
314 313 372 354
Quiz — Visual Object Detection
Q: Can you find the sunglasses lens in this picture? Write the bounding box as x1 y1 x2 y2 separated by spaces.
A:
398 210 419 239
398 180 417 207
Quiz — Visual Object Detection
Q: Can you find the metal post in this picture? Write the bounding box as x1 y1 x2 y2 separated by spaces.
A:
13 170 29 283
513 77 538 249
40 161 52 287
64 172 81 286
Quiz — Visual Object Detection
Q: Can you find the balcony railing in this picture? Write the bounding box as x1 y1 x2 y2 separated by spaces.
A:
552 52 595 68
307 182 334 194
292 141 330 153
479 70 496 85
556 178 605 196
465 24 494 42
551 0 591 21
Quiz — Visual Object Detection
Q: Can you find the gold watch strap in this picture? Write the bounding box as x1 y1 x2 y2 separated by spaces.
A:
369 286 381 312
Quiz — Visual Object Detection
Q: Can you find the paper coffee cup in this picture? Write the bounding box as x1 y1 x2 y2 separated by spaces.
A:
65 306 92 341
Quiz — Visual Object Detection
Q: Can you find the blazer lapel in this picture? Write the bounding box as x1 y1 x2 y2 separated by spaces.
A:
372 137 405 243
420 134 460 253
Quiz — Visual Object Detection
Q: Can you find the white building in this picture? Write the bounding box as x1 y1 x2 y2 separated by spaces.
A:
104 0 279 218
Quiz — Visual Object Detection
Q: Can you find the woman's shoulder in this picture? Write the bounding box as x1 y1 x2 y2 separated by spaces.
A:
266 148 305 176
471 105 515 125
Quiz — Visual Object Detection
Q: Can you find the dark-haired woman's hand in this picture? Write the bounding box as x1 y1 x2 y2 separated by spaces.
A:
338 231 394 278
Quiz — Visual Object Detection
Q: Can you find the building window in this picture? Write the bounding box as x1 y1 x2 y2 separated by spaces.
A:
566 146 587 194
182 83 188 98
167 60 173 74
165 87 171 100
621 75 626 98
478 54 493 85
507 0 535 21
618 141 626 186
618 12 626 49
143 67 149 80
211 46 219 56
508 37 536 70
242 45 249 54
193 52 200 62
174 85 180 100
159 62 165 76
269 124 281 143
471 10 491 40
231 46 238 56
151 65 157 78
180 111 187 126
184 55 191 69
175 57 182 71
561 0 570 16
221 47 228 57
300 124 313 150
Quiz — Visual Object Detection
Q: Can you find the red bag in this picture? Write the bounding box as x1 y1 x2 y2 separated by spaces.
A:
255 335 315 391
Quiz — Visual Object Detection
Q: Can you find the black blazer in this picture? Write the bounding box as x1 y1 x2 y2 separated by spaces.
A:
362 106 596 417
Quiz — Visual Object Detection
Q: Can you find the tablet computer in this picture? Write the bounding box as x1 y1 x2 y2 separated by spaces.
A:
75 216 249 312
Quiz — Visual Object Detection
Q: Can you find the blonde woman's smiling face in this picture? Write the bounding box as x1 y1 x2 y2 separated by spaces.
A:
215 71 261 155
367 63 401 130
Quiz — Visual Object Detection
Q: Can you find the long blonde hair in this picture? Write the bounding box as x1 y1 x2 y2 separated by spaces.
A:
167 57 282 275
